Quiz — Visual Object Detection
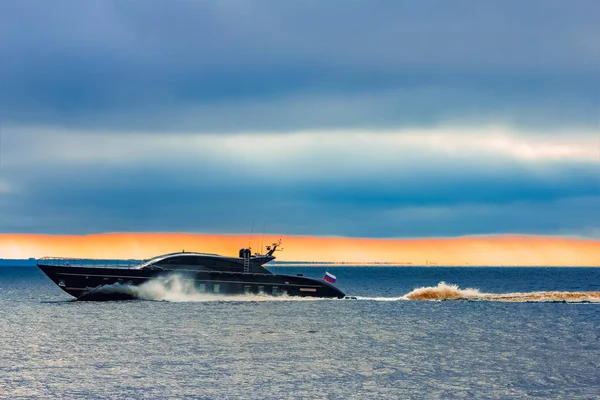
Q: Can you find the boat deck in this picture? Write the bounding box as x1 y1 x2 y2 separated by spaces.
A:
37 257 144 269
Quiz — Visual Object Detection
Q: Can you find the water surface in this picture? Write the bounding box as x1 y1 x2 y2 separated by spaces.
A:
1 266 599 399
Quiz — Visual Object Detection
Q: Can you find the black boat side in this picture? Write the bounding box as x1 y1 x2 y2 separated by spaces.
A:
36 242 345 300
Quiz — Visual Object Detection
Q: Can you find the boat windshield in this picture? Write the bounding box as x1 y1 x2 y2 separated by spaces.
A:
136 252 221 269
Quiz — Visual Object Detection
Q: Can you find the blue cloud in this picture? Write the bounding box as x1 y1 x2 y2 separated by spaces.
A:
2 153 597 237
0 1 598 131
1 1 598 238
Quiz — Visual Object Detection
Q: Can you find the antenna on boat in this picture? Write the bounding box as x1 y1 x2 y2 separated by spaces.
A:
265 238 283 256
260 221 267 255
249 220 255 251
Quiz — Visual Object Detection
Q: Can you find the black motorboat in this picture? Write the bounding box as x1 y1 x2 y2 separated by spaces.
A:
37 241 345 300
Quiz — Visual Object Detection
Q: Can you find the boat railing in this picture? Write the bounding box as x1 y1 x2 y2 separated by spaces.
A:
37 257 144 269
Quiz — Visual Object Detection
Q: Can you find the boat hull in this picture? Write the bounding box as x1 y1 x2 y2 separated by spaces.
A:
37 264 345 300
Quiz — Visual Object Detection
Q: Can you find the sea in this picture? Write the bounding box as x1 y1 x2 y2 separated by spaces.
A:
1 265 599 399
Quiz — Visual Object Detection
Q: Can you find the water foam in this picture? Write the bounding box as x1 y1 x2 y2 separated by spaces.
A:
92 276 600 303
92 275 330 302
402 282 600 303
404 282 482 300
354 296 401 302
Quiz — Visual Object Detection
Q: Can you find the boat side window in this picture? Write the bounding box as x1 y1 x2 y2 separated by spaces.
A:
199 284 206 293
258 286 265 294
213 284 220 293
157 256 183 265
272 286 279 295
156 256 202 266
215 260 232 268
244 285 251 294
203 258 216 267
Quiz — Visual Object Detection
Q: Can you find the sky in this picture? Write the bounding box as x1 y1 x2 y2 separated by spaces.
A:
0 1 599 261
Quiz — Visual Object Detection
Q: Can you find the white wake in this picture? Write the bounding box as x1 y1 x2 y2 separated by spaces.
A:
92 277 600 303
93 275 329 302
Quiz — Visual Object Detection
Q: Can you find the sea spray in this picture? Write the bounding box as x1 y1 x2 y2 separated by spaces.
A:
133 274 207 302
91 274 331 302
91 276 600 303
482 291 600 303
404 282 482 300
401 282 600 302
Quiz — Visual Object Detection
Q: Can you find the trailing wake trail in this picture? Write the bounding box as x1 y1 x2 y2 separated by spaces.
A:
358 282 600 303
89 277 600 303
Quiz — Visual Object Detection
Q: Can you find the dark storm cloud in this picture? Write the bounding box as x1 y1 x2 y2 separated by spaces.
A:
0 0 598 131
1 1 598 238
1 144 598 237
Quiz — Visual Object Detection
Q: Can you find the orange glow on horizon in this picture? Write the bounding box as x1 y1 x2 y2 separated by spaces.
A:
0 233 599 266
